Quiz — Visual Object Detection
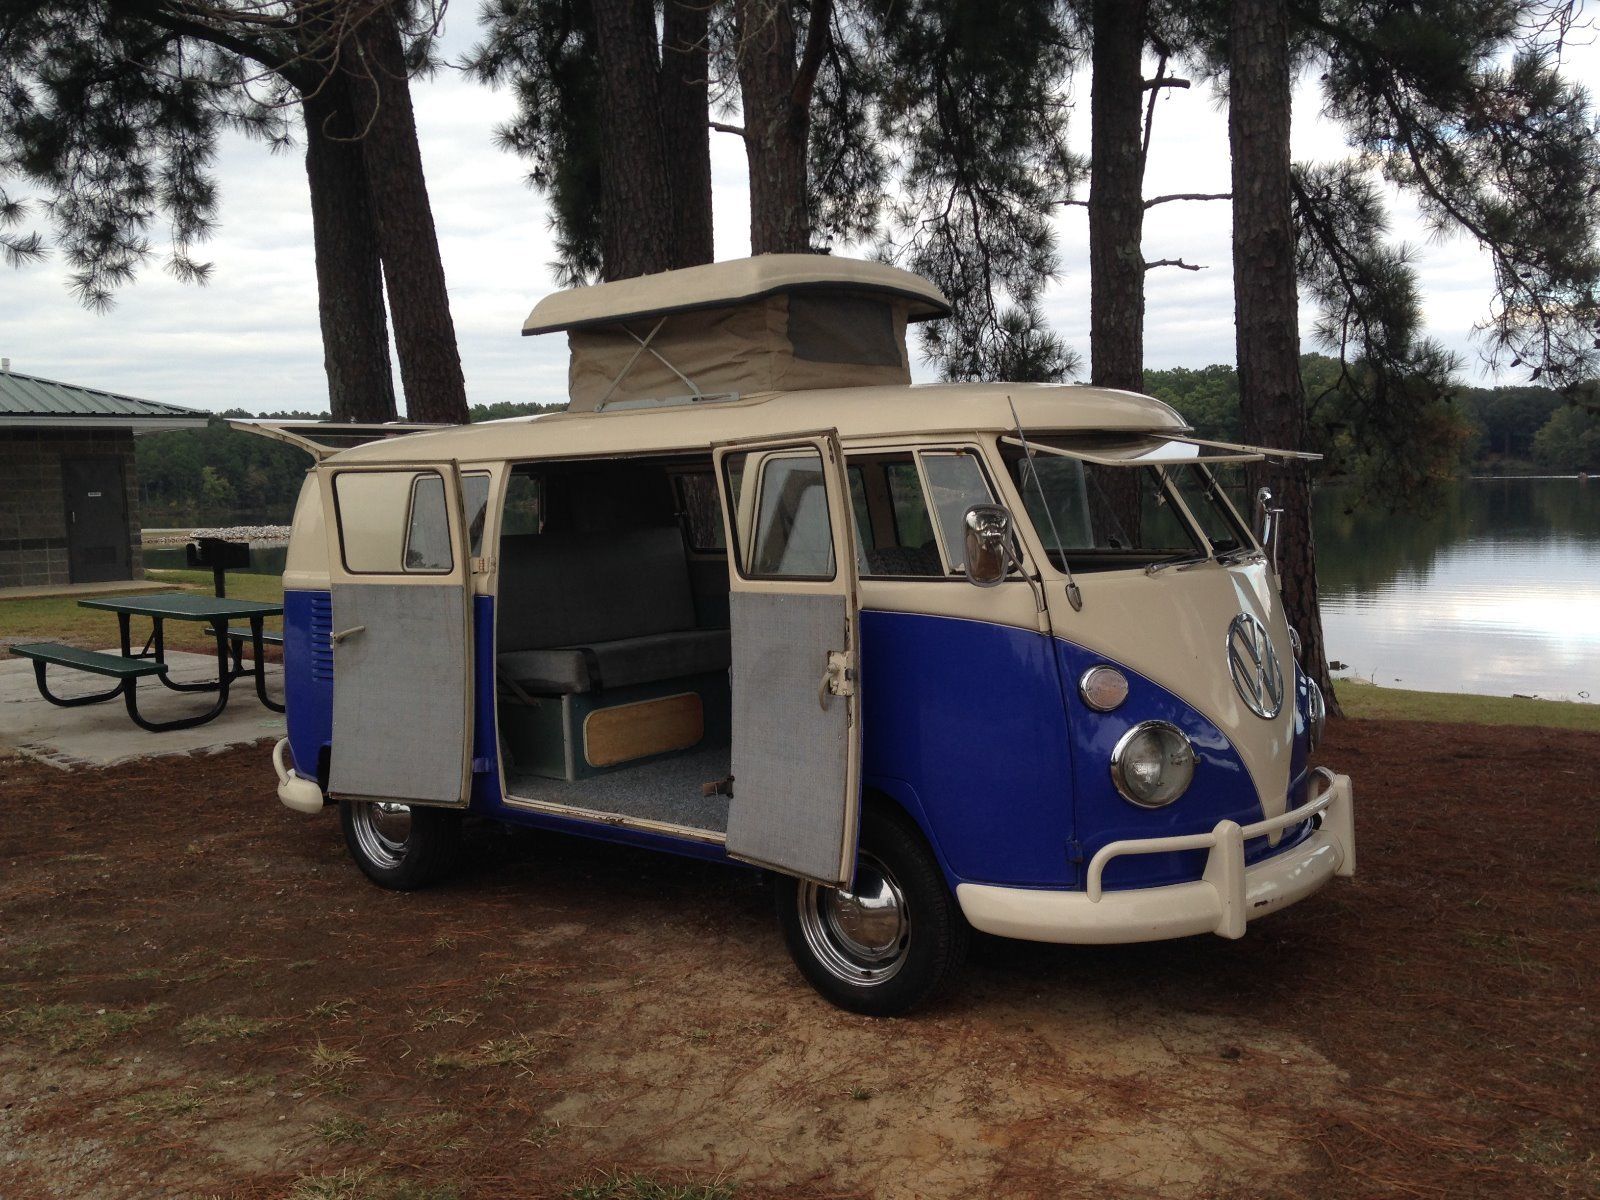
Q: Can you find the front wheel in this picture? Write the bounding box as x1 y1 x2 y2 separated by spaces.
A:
774 805 968 1016
340 800 463 891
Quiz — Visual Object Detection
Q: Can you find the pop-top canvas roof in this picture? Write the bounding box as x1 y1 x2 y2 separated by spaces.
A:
0 370 208 430
522 254 950 335
522 255 952 412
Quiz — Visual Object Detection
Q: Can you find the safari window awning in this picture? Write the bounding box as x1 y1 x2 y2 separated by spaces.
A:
227 420 451 461
1001 433 1321 467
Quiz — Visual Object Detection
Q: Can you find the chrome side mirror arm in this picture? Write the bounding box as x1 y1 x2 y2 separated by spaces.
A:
962 504 1050 614
1255 486 1283 573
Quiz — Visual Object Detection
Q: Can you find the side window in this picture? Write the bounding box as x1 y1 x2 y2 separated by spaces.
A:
334 469 455 575
501 472 544 537
920 451 996 574
725 449 836 580
674 471 726 552
845 453 942 578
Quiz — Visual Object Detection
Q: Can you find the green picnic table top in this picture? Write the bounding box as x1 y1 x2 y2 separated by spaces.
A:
77 592 284 621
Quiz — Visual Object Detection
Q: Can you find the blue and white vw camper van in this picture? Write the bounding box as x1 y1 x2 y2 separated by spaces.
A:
255 256 1354 1015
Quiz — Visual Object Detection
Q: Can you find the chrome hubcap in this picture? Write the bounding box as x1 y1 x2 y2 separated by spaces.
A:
797 854 910 986
352 802 411 870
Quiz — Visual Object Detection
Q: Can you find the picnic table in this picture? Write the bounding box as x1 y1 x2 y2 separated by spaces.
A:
11 592 285 732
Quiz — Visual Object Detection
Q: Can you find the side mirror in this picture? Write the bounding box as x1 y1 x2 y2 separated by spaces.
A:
1254 486 1283 572
963 504 1014 588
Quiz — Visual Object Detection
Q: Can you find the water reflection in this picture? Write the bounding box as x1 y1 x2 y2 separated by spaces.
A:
1316 478 1598 702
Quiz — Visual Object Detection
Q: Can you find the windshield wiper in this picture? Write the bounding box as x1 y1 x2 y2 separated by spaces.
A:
1145 554 1210 575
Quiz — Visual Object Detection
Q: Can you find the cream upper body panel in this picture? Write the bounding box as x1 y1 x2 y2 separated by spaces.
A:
320 383 1187 468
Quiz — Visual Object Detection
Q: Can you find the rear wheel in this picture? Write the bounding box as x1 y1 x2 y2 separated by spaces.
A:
340 800 462 890
774 805 968 1016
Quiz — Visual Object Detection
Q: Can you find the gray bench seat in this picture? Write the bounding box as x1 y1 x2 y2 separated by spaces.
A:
497 526 728 696
499 628 730 695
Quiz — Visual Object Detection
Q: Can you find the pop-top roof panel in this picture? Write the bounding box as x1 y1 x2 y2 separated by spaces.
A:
523 254 951 335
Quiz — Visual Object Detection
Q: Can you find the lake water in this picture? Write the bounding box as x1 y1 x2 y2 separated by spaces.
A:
143 477 1598 704
1316 477 1598 703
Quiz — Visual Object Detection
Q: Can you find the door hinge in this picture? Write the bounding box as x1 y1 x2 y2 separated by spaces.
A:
818 650 856 709
471 555 496 574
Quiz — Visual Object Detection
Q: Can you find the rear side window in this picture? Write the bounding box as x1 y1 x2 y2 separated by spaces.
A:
674 471 726 552
333 469 455 575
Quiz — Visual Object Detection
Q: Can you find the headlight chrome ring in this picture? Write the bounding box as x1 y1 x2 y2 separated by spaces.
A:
1109 720 1197 809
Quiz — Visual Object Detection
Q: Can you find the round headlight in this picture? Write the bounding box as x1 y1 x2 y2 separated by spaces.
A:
1306 676 1326 751
1079 665 1130 712
1110 721 1196 808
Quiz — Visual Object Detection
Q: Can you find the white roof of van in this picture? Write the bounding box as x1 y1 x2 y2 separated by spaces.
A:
522 254 951 335
327 382 1189 466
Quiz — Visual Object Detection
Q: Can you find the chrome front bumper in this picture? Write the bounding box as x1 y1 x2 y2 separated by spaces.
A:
957 768 1355 945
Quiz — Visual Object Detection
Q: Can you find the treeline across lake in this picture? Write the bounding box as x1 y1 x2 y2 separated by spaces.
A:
1148 354 1600 478
138 368 1597 527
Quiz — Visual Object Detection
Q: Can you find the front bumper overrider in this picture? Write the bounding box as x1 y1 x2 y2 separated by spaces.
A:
956 768 1355 945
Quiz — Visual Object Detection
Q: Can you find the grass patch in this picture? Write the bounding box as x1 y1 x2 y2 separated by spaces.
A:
425 1034 544 1075
316 1115 374 1145
124 1086 209 1119
0 1002 163 1054
305 1039 365 1075
179 1013 277 1045
1335 679 1600 731
286 1168 458 1200
567 1174 735 1200
0 568 283 654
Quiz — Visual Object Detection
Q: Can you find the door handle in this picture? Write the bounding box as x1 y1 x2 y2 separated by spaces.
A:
330 625 366 645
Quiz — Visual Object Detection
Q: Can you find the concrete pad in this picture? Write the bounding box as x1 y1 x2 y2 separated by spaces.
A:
0 650 284 769
0 578 174 601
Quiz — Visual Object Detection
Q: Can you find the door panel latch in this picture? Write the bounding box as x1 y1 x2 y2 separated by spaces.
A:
817 650 855 710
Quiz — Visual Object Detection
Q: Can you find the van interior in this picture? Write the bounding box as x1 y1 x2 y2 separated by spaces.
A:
490 444 998 835
493 455 737 835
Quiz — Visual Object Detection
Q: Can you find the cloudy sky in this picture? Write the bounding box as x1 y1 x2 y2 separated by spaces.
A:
4 15 1596 416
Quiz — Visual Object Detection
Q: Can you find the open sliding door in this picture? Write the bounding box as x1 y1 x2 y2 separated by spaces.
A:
317 461 475 807
714 432 863 887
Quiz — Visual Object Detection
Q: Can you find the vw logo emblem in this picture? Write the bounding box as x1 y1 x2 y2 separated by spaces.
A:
1227 613 1284 719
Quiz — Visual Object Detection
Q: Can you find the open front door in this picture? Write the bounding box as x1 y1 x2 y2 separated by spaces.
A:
317 461 474 807
714 432 862 887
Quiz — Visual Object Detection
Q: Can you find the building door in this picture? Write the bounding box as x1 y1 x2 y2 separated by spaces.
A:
62 457 130 583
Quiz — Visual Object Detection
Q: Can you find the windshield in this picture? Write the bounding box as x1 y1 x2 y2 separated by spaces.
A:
1003 446 1253 570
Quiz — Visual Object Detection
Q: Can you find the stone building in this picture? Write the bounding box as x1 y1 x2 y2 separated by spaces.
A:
0 367 207 591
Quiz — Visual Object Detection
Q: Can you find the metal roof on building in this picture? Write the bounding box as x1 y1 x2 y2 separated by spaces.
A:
0 370 209 430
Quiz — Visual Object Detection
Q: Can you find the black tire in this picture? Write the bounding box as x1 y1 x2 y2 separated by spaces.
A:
774 803 968 1016
339 800 463 891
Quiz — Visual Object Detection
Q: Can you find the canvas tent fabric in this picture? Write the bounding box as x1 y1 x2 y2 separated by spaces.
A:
522 255 953 413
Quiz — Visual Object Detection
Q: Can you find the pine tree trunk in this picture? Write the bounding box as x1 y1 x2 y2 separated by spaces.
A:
1228 0 1341 713
347 4 469 424
736 0 810 254
302 76 397 423
1087 0 1148 536
661 0 714 267
1088 0 1147 394
592 0 681 279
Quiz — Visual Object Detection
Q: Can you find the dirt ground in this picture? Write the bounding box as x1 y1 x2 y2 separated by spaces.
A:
1 719 1595 1200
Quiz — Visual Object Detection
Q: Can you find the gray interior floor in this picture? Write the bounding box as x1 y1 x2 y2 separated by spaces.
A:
503 744 732 834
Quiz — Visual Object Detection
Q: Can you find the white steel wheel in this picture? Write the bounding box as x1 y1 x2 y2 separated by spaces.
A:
339 799 463 891
796 853 911 985
775 804 968 1016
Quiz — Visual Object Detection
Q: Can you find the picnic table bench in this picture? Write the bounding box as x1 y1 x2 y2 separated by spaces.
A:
10 592 285 732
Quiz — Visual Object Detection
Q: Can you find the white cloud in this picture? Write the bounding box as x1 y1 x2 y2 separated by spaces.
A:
2 21 1593 414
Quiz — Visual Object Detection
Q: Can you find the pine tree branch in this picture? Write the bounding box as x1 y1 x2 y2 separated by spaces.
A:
1144 192 1231 207
791 0 833 116
709 120 747 137
1144 257 1205 271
